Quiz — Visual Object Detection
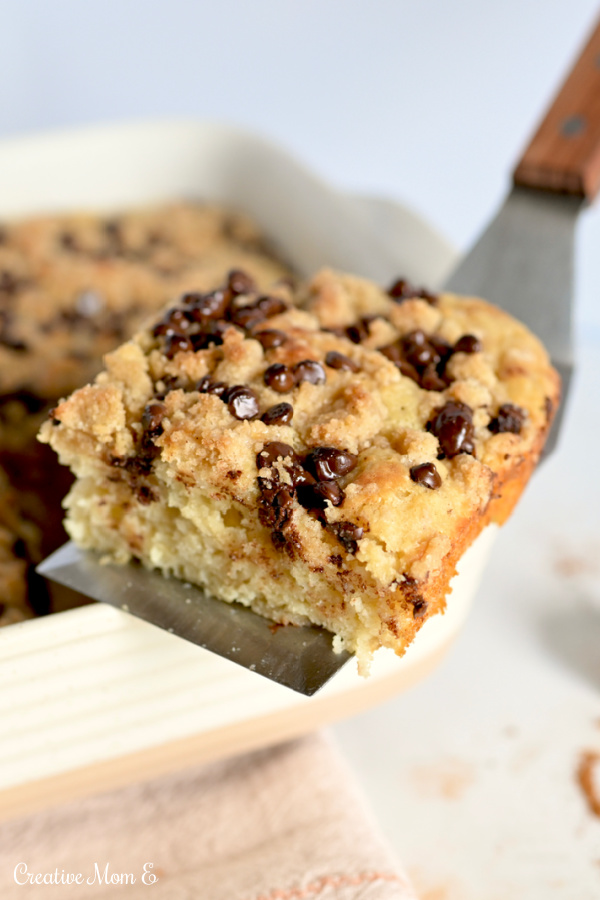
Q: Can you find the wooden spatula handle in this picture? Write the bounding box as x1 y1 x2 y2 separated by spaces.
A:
513 17 600 201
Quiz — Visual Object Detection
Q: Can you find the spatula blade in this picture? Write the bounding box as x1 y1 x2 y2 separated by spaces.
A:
37 542 351 696
444 187 580 455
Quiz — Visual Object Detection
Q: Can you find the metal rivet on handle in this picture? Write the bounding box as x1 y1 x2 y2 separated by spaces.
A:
561 114 586 137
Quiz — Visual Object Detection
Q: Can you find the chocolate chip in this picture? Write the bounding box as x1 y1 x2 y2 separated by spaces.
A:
262 402 294 426
255 295 288 318
274 487 294 509
297 480 345 510
427 401 475 458
412 599 428 619
387 278 437 304
256 441 298 470
488 404 526 435
402 330 441 369
196 377 229 397
264 363 296 393
346 319 371 344
420 364 447 392
430 336 454 363
304 447 357 481
293 359 326 385
380 342 402 364
226 386 259 420
164 333 193 358
454 334 482 354
191 321 228 351
325 351 359 373
328 521 363 553
185 290 229 321
230 305 266 329
255 329 288 350
153 307 191 337
410 462 442 489
141 402 166 435
227 269 256 296
401 361 424 384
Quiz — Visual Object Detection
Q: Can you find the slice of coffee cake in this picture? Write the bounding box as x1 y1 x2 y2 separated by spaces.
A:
40 269 559 669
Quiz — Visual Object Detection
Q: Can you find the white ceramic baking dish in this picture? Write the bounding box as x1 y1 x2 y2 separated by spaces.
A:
0 120 496 821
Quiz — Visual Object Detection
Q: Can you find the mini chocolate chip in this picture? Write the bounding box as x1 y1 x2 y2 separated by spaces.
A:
328 521 364 553
274 487 294 509
191 321 228 351
153 307 191 337
544 397 553 420
293 467 316 489
410 462 442 489
226 386 259 420
412 598 428 619
325 351 359 373
164 333 193 358
264 363 296 393
205 381 229 398
430 336 454 364
488 403 526 435
420 364 447 392
256 441 298 470
402 330 440 369
185 290 229 321
262 402 294 426
227 269 256 296
196 376 229 397
304 447 357 481
454 334 482 354
380 342 402 364
255 329 288 350
293 359 326 385
297 480 345 510
141 402 166 435
397 359 421 384
346 319 370 344
427 400 475 458
230 305 266 329
255 295 288 317
388 278 437 304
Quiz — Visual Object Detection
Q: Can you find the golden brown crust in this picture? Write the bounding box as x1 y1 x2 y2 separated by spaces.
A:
40 268 560 668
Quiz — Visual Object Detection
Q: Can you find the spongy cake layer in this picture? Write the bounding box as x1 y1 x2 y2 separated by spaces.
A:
40 269 559 668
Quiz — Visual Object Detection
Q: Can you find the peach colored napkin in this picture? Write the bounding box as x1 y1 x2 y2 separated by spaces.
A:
0 732 416 899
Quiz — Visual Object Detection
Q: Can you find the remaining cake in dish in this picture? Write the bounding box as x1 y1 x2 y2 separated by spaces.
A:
40 268 559 668
0 466 41 626
0 201 291 617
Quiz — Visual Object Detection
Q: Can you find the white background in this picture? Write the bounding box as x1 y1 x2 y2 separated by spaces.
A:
2 3 599 898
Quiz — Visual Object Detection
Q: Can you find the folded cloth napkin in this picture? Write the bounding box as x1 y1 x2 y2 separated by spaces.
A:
0 732 416 899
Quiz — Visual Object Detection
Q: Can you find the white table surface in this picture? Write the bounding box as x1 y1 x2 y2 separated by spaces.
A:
2 2 599 896
333 336 600 899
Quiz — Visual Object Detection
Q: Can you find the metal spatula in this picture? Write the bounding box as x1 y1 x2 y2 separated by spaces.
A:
445 16 600 454
39 19 600 695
